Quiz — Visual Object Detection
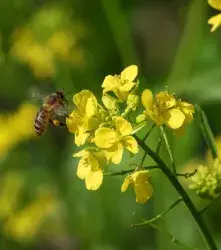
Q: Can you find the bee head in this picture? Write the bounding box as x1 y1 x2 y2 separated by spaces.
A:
56 90 68 106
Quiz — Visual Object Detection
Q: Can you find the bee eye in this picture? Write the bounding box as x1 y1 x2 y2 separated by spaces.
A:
51 96 57 104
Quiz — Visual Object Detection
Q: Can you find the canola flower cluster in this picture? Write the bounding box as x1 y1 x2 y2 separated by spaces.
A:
11 6 84 78
0 171 61 242
189 158 221 199
66 65 194 203
0 103 37 158
0 171 60 241
184 135 221 199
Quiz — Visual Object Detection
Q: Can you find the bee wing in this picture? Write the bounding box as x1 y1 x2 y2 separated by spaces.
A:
31 92 48 103
55 105 72 116
27 87 49 105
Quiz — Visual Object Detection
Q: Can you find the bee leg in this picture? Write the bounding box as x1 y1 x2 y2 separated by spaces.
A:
49 118 66 127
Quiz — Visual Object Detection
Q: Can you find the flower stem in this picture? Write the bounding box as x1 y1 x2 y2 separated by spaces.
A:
195 105 218 160
131 197 183 227
176 169 197 178
160 126 177 173
134 135 217 250
156 130 163 155
104 165 158 176
149 223 198 250
143 124 156 142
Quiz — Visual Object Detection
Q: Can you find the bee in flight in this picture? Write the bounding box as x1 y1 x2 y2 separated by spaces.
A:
34 90 69 136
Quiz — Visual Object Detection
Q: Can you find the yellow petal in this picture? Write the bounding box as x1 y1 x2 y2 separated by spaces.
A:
156 91 176 109
116 90 129 102
178 101 195 123
94 150 107 166
208 13 221 32
104 146 115 163
86 97 97 117
123 136 138 154
77 158 91 180
120 65 138 82
66 111 82 133
75 126 90 146
85 170 103 190
208 0 221 10
131 170 150 183
111 142 123 164
102 75 121 94
141 89 154 110
120 81 135 92
131 171 153 204
73 90 96 111
121 176 131 192
73 149 89 158
163 108 185 129
84 116 99 130
115 117 132 136
94 127 117 148
102 95 118 110
105 143 123 164
134 182 153 204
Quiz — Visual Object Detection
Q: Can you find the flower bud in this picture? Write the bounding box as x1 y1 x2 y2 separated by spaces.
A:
189 158 221 199
126 93 140 111
136 114 146 124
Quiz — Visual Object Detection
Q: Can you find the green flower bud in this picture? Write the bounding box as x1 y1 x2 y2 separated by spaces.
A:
136 114 146 124
127 93 140 109
189 159 221 199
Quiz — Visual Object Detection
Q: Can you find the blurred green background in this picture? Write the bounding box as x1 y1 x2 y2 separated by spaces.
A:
1 0 221 249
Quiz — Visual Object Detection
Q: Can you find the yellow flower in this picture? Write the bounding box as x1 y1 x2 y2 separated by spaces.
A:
11 28 55 78
11 7 85 78
141 89 194 131
26 44 55 78
0 103 37 158
47 30 75 58
66 90 99 146
0 172 24 219
74 150 106 190
121 170 153 203
174 100 195 134
208 0 221 9
208 0 221 31
102 65 138 101
94 117 138 164
4 191 59 241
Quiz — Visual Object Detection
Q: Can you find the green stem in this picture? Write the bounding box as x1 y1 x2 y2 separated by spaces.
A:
140 152 147 166
104 165 158 177
160 126 177 173
143 124 156 142
149 224 198 250
134 135 217 250
131 197 183 227
176 169 197 178
195 105 218 160
156 130 163 155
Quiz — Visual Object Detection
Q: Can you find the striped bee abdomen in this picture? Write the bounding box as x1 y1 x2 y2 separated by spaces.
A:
34 107 50 136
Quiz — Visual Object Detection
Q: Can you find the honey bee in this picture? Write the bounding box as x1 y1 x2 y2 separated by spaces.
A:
34 90 69 136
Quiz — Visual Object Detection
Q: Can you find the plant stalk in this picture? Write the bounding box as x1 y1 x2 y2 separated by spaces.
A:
134 135 217 250
195 105 218 160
